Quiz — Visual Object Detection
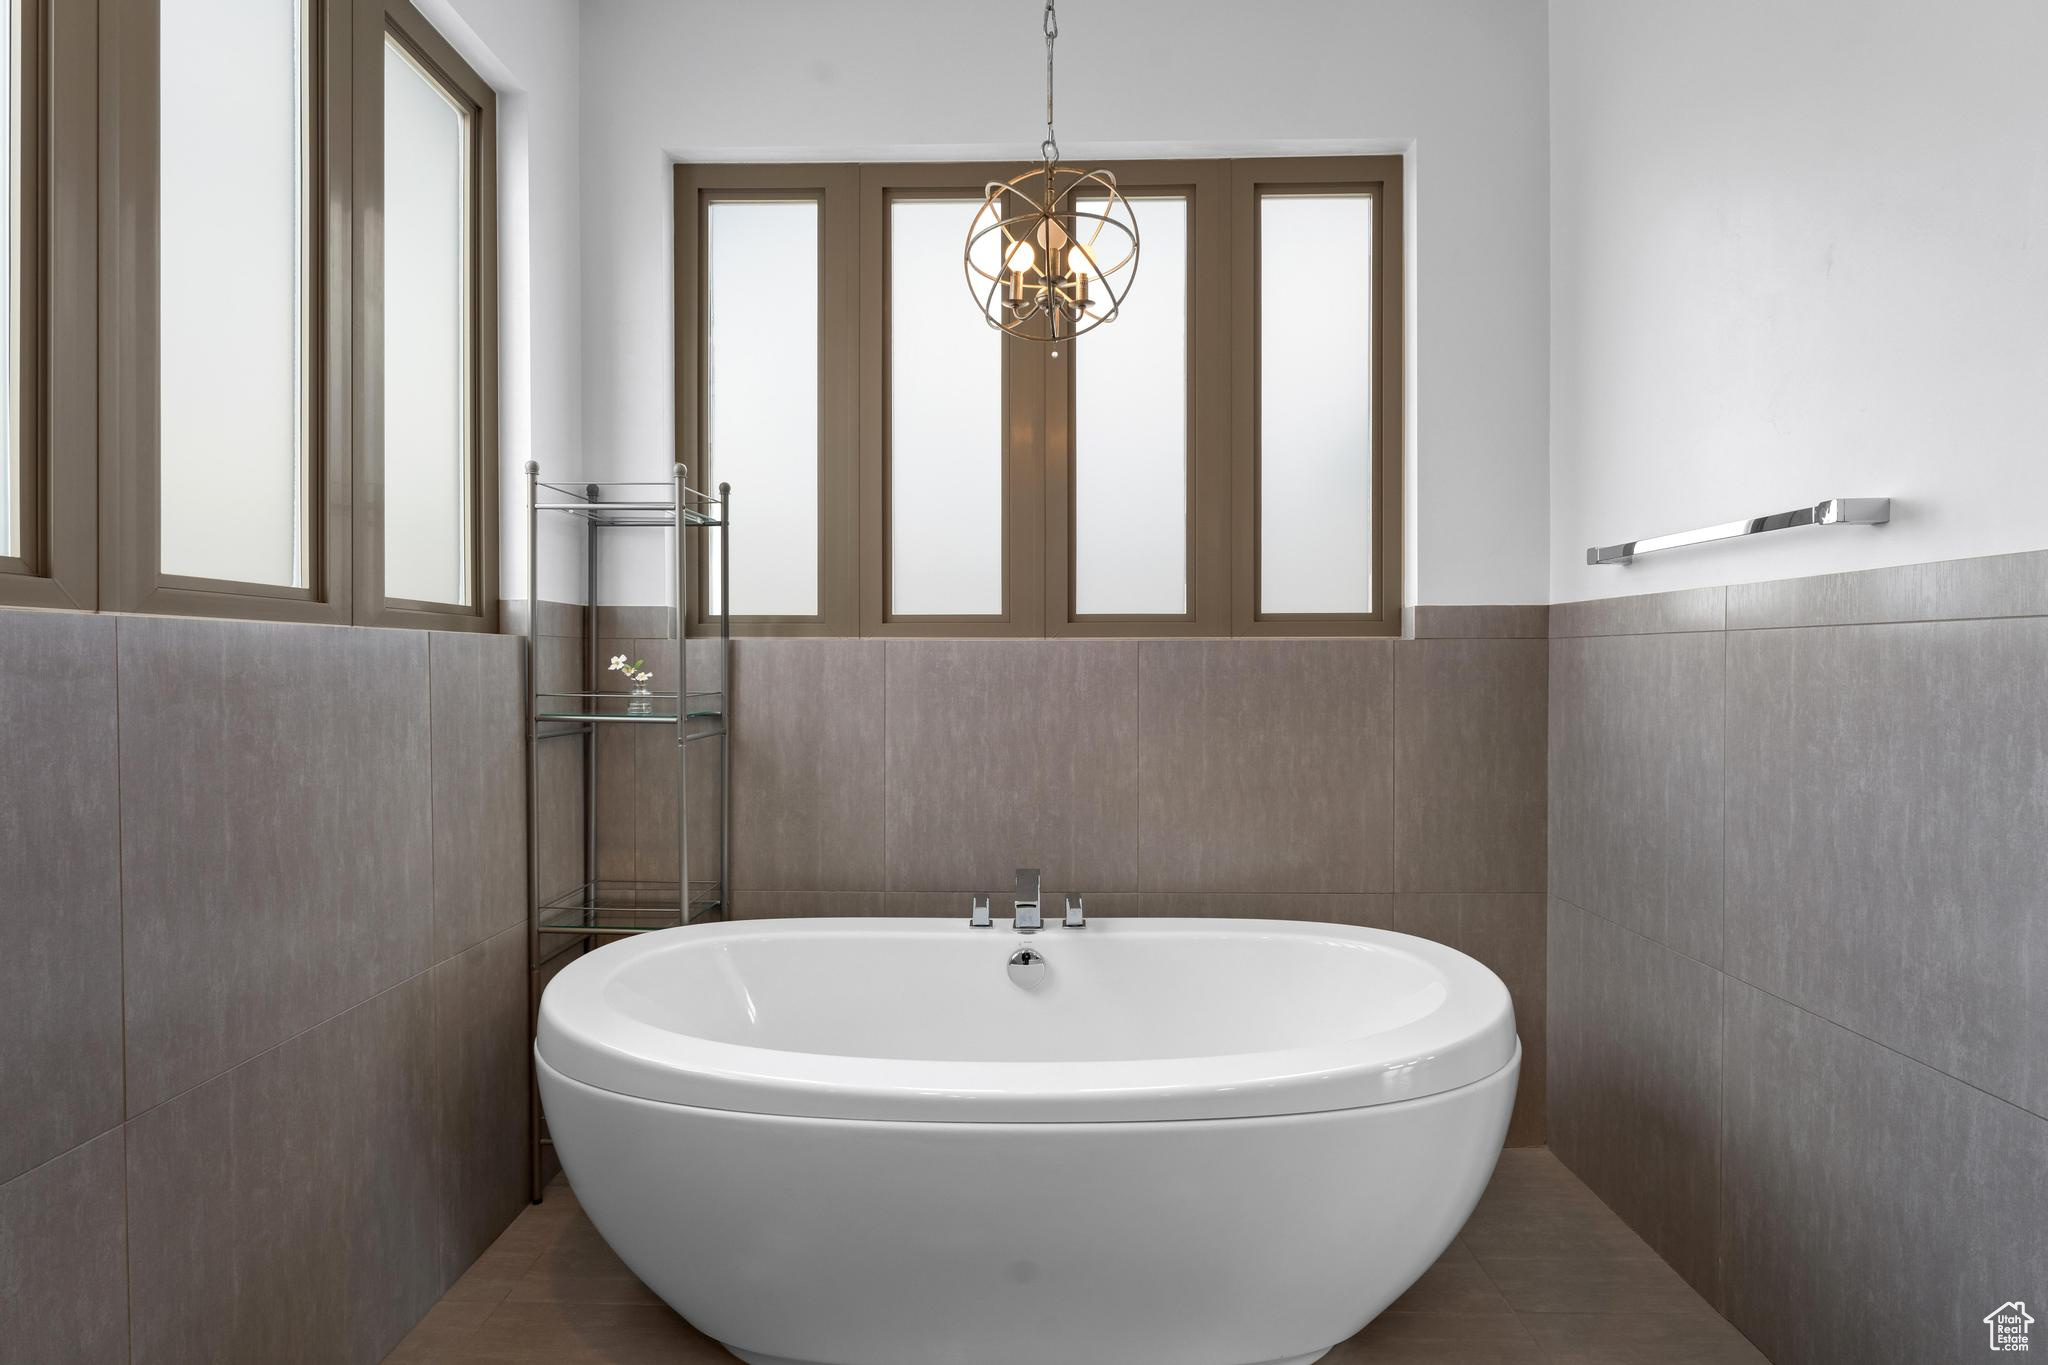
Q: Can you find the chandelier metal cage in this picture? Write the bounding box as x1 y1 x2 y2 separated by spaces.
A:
964 0 1138 343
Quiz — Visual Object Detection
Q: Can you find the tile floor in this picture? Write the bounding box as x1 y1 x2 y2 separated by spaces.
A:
385 1149 1766 1364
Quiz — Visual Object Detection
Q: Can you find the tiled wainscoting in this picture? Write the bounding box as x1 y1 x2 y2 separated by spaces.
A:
0 609 529 1363
555 602 1552 1146
1547 550 2048 1365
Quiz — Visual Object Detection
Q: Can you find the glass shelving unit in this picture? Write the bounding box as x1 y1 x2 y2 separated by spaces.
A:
522 464 730 1200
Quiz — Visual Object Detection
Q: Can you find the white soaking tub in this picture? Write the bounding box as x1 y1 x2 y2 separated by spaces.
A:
536 916 1519 1365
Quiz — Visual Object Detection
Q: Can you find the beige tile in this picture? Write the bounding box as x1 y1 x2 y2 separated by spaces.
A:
1461 1150 1666 1263
1409 604 1550 638
1393 895 1546 1144
1384 1240 1512 1316
1725 546 2048 630
1720 979 2048 1365
1726 619 2048 1115
1126 892 1394 924
535 740 587 906
530 634 583 695
1547 901 1724 1301
731 891 887 918
0 1129 128 1365
1522 1309 1769 1364
438 1186 584 1305
1548 631 1724 964
443 1241 553 1306
593 723 637 881
455 1301 739 1363
1394 638 1546 893
506 1216 666 1306
430 632 527 961
127 976 441 1363
383 1299 496 1361
884 640 1139 893
1475 1251 1710 1316
433 925 530 1285
0 610 122 1184
1550 587 1726 637
729 639 885 891
1138 640 1393 892
1324 1310 1547 1363
118 616 435 1114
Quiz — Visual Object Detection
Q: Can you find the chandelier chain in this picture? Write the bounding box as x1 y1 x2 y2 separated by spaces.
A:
1042 0 1059 164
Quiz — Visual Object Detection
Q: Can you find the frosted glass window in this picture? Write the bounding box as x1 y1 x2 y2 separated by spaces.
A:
0 0 16 562
1075 195 1186 615
706 200 819 617
159 0 309 587
1258 194 1373 614
382 36 471 607
889 198 1002 616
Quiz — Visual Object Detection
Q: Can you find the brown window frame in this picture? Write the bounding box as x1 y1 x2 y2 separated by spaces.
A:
94 0 496 631
0 0 96 611
1230 156 1404 637
672 153 1404 639
675 163 859 637
355 0 499 633
1043 159 1232 637
858 162 1047 638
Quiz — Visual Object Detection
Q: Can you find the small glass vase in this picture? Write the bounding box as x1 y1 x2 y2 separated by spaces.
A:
627 685 654 717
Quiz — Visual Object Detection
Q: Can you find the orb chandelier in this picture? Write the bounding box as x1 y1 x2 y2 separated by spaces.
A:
964 0 1138 344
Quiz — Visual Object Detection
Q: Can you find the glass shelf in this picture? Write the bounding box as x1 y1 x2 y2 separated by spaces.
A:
535 690 723 724
532 479 722 528
537 880 726 935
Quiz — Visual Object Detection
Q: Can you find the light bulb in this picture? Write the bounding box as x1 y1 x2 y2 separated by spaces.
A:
1006 240 1037 275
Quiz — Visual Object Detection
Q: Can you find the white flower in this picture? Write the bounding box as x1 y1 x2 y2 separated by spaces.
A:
609 654 628 670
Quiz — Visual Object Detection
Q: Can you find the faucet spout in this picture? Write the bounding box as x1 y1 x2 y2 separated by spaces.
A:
1012 867 1042 933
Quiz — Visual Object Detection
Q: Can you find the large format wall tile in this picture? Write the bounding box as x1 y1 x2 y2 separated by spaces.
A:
1550 586 1726 637
430 632 527 961
1409 604 1550 638
1548 899 1723 1302
0 1129 128 1363
433 924 529 1286
127 976 442 1365
1139 640 1393 892
0 610 123 1183
1727 619 2048 1117
1726 547 2048 630
1394 894 1546 1145
534 738 585 906
1394 638 1547 892
1721 981 2048 1365
729 639 885 891
119 618 436 1114
886 641 1138 892
1548 631 1724 964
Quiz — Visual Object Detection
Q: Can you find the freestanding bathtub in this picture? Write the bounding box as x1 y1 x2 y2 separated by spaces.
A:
536 916 1519 1365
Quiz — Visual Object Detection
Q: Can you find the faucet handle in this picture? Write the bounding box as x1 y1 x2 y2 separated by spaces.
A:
969 895 992 928
1064 894 1086 928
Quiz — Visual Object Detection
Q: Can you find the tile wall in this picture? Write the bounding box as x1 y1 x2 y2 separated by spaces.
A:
0 610 528 1364
590 603 1554 1145
1547 550 2048 1364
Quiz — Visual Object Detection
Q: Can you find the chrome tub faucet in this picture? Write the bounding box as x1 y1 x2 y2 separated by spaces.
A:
1013 868 1042 933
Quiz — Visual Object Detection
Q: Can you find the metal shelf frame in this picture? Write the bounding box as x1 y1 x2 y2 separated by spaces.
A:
522 461 731 1202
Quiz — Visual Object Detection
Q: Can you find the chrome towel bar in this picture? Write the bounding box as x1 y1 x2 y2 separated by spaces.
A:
1587 498 1890 566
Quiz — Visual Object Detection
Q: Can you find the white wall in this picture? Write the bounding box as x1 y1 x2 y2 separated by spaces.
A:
577 0 1551 607
1549 0 2048 602
427 0 585 605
